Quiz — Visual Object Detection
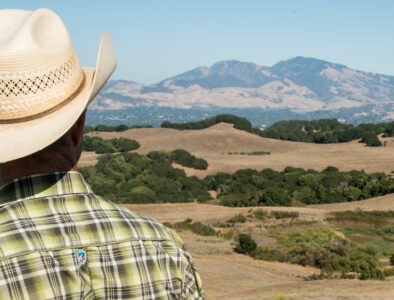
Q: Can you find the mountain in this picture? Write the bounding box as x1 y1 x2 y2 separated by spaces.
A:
88 57 394 126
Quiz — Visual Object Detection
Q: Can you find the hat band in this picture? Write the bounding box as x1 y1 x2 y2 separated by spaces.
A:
0 54 83 120
0 74 85 124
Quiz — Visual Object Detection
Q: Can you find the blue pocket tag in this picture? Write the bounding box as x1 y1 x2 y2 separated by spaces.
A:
77 250 87 265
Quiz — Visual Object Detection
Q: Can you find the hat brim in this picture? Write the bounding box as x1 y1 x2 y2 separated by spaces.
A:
0 32 116 163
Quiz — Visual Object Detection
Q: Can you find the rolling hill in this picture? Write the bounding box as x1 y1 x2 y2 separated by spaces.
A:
80 122 394 175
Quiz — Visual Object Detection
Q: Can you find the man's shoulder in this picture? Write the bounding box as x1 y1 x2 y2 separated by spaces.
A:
0 191 180 260
106 198 177 242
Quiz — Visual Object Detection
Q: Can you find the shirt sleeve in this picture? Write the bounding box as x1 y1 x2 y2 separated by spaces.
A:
170 230 206 300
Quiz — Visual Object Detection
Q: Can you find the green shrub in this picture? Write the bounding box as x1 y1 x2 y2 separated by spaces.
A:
170 220 217 236
110 137 140 152
222 230 234 240
170 149 208 170
271 211 299 219
253 208 269 220
306 272 333 280
227 214 247 224
384 268 394 277
235 234 257 254
239 229 385 280
247 151 270 155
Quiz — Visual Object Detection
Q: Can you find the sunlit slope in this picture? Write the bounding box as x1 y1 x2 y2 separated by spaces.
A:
81 122 394 175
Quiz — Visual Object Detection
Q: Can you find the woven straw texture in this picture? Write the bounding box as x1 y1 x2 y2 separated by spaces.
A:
0 9 83 120
0 8 116 163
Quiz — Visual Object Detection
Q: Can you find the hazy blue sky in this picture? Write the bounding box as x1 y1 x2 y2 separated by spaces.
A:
7 0 394 83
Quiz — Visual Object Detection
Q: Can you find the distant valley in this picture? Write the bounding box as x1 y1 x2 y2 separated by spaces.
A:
87 57 394 127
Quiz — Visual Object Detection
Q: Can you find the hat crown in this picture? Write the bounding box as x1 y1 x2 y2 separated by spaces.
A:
0 8 83 121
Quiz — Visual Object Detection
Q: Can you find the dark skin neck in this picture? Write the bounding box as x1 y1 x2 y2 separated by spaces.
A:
0 111 86 187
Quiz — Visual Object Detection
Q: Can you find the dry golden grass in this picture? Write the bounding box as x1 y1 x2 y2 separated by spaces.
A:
80 123 394 176
123 201 394 299
81 124 394 299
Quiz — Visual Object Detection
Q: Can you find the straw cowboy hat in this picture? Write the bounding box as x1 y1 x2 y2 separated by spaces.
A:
0 8 116 163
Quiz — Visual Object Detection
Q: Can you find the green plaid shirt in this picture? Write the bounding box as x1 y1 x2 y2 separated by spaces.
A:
0 171 205 299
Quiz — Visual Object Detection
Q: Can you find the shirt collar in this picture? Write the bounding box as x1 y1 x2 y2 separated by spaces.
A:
0 171 93 205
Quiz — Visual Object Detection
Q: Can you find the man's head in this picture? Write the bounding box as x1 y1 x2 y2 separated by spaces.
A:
0 111 86 186
0 8 116 184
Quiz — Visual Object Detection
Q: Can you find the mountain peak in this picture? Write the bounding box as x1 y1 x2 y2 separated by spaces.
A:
210 60 261 74
160 59 272 89
272 56 347 71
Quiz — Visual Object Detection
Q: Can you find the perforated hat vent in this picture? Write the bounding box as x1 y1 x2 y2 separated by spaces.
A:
0 9 84 121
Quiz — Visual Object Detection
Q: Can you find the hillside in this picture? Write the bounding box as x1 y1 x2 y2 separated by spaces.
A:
123 195 394 299
79 123 394 299
80 122 394 175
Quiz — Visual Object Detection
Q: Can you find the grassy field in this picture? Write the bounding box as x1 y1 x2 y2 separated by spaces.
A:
80 123 394 299
124 200 394 299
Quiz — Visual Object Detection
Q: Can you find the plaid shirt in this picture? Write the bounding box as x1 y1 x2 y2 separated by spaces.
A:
0 172 205 300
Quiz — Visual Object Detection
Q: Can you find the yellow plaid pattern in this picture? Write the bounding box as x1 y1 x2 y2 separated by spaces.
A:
0 172 205 299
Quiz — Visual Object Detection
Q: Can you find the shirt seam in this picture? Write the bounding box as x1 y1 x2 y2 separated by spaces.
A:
0 237 174 262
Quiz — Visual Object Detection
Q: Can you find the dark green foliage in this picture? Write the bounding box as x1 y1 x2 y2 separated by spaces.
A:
83 124 153 133
81 150 393 207
360 132 382 147
247 151 270 155
170 149 208 170
166 219 217 236
235 234 257 254
83 136 140 154
162 114 253 132
382 122 394 137
306 272 335 280
211 166 393 207
148 150 208 170
247 230 385 280
227 151 270 155
390 254 394 266
261 119 391 147
111 138 141 152
79 151 211 204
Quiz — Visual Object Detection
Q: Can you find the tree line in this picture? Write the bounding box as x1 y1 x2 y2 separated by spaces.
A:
83 136 140 154
207 166 393 207
80 151 393 206
84 124 153 133
260 119 393 146
161 115 393 147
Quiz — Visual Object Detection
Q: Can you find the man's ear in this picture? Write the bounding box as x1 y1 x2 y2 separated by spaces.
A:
70 110 87 147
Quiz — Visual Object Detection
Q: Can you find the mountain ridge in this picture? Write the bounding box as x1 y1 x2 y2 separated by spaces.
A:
90 56 394 123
